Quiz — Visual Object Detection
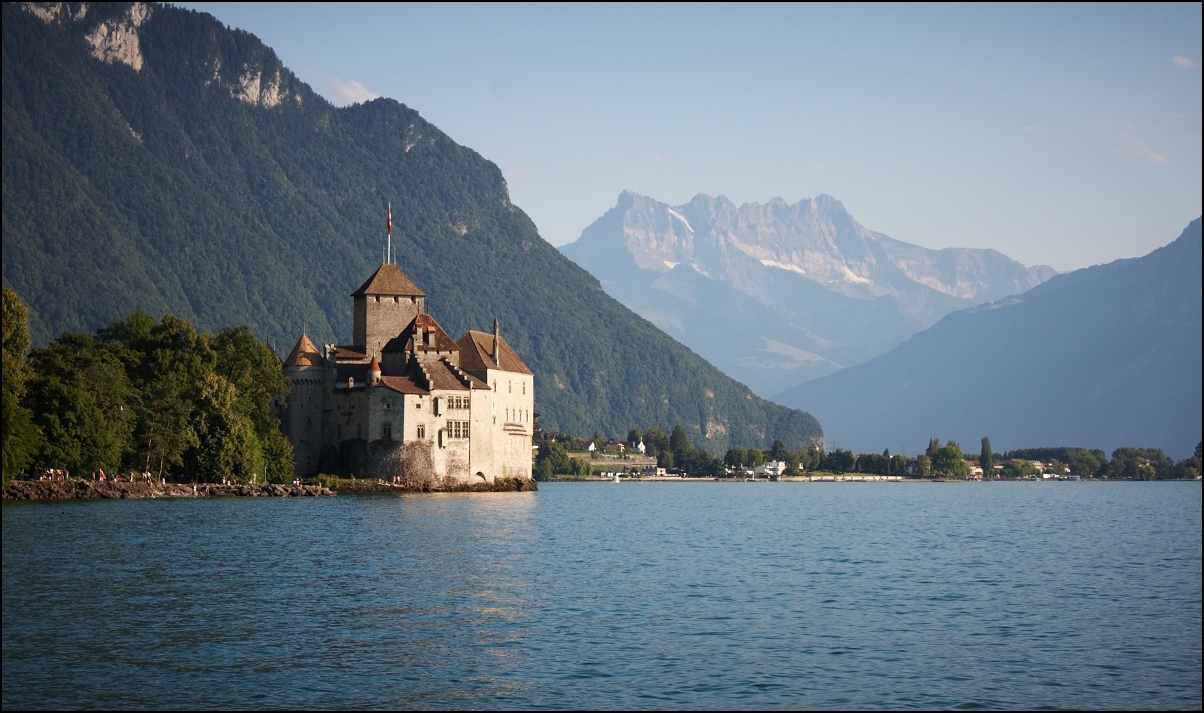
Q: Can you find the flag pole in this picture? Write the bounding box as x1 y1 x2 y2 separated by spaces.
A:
387 202 393 265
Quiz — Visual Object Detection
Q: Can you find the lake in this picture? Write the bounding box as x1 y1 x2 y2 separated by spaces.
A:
3 481 1200 709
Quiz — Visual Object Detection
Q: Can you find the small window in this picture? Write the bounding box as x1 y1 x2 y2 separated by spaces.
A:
522 382 526 395
415 401 421 409
417 425 426 439
383 423 392 440
509 381 512 393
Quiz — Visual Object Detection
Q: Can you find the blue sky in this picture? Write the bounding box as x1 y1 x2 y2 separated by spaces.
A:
182 2 1201 271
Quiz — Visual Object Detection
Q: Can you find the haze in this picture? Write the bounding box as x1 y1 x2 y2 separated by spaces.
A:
181 2 1202 272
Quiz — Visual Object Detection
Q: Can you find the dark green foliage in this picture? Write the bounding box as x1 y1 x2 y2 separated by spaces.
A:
1 3 822 454
2 287 41 483
821 449 856 473
980 437 993 475
19 307 291 482
25 333 139 474
931 443 970 477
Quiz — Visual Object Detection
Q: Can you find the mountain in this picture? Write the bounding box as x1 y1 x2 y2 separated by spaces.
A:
561 191 1056 398
0 2 821 453
774 218 1202 460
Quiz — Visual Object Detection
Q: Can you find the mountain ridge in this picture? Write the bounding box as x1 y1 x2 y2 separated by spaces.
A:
775 218 1203 459
1 1 822 453
561 189 1056 397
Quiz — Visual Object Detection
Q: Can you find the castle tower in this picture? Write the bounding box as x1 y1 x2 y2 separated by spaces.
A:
351 264 426 356
283 334 325 477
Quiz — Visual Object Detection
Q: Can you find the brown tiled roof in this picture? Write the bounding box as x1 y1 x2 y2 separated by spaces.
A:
457 330 533 375
351 263 426 297
283 334 323 367
332 345 367 361
424 360 472 391
379 375 429 395
386 314 460 353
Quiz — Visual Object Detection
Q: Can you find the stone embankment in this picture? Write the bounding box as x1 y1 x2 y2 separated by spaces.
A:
3 480 335 501
335 477 538 494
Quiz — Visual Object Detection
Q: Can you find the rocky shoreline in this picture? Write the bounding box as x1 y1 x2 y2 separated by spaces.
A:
3 477 537 500
2 480 335 501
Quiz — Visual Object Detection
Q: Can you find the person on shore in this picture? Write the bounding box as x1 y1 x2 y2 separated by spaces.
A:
99 469 106 482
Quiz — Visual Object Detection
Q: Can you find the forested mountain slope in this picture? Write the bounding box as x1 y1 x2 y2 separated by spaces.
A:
1 2 821 452
775 219 1202 459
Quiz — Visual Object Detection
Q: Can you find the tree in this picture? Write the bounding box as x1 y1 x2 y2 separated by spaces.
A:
822 449 855 473
724 447 745 470
25 334 138 475
980 437 993 478
536 440 571 474
669 425 692 454
916 454 933 477
2 288 41 483
626 428 643 445
745 448 766 468
186 373 264 483
770 440 788 462
645 428 669 458
890 454 910 475
931 444 970 477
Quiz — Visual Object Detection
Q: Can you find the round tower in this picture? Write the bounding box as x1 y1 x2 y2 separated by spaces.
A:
282 334 325 477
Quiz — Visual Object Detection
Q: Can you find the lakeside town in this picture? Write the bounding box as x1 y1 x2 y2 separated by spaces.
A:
532 430 1204 483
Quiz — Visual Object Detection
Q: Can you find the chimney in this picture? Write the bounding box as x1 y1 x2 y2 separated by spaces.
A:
492 317 500 365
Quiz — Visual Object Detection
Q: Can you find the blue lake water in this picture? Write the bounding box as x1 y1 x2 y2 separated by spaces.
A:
3 481 1201 710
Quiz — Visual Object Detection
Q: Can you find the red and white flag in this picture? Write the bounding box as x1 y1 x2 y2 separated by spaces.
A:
387 203 393 235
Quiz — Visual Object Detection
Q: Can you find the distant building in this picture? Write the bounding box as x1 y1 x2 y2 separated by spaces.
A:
755 460 787 477
281 263 534 483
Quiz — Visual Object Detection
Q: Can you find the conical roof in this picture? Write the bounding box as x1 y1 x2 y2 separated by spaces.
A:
284 334 323 367
351 263 426 297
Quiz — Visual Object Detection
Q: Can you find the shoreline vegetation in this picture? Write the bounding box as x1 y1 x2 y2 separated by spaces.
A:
2 476 536 501
536 430 1202 483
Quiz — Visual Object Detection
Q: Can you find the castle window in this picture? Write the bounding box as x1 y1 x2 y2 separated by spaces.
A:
509 381 512 393
383 423 392 440
417 425 426 439
447 421 469 439
415 401 421 409
522 382 526 395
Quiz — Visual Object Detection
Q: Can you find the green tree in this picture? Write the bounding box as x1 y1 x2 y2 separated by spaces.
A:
537 440 571 474
137 378 199 479
2 287 41 483
187 373 265 483
724 447 745 469
931 444 970 477
916 454 933 477
669 425 692 454
745 448 766 467
770 440 789 461
626 428 643 445
645 428 670 458
980 437 993 478
890 454 910 475
25 334 139 475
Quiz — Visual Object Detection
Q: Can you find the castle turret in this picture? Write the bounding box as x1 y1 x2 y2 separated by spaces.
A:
368 355 382 383
283 334 325 477
351 264 426 356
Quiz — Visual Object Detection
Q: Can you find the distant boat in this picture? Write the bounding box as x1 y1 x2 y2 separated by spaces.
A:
612 473 621 483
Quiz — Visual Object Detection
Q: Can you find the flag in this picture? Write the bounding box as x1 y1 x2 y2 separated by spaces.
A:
387 203 393 234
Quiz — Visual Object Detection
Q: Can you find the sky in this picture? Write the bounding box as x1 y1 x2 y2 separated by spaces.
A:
181 2 1201 272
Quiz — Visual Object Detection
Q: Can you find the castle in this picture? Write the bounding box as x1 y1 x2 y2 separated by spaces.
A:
281 263 534 483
